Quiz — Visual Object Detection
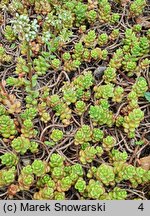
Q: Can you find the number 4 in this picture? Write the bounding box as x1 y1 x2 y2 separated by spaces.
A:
138 203 144 211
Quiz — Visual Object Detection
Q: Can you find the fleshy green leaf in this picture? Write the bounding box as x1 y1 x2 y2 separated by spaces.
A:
144 92 150 102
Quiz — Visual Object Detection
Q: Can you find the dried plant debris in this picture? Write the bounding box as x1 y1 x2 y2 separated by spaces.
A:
0 0 150 200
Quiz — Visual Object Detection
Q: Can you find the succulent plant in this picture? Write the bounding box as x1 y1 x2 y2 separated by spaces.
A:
20 107 37 120
57 176 72 192
11 13 39 41
79 146 97 164
75 177 86 193
102 136 116 151
75 100 86 115
129 0 146 17
0 115 17 138
74 125 92 145
54 191 65 200
4 25 16 42
11 136 30 155
21 119 37 138
89 105 114 127
109 149 128 163
34 187 54 200
94 83 114 99
50 129 63 143
0 167 16 187
86 179 105 199
103 67 117 83
0 153 18 167
32 160 49 177
108 187 127 200
92 128 104 142
112 86 124 103
123 108 144 138
51 58 61 70
96 164 115 186
34 56 50 75
83 30 96 48
98 33 108 46
132 77 148 97
0 46 12 63
71 163 84 177
49 153 64 168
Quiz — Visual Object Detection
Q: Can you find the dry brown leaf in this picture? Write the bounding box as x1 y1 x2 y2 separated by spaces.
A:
3 94 21 114
120 0 130 6
136 16 150 28
139 156 150 170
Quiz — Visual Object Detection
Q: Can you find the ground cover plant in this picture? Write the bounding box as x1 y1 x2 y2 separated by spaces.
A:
0 0 150 200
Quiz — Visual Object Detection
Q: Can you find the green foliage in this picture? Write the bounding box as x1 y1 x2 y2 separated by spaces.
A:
92 128 104 142
109 149 128 163
98 33 108 46
94 83 114 99
87 10 97 24
75 125 92 145
49 153 64 168
75 178 86 193
50 129 63 142
102 136 116 151
89 105 114 127
6 77 25 87
96 164 115 185
132 77 148 97
86 179 105 199
0 0 149 201
0 115 17 138
144 92 150 102
11 136 30 155
79 146 97 164
0 46 12 63
75 100 86 115
4 25 16 42
108 187 127 200
51 58 61 70
103 67 117 83
0 105 6 116
74 2 88 26
32 160 48 177
0 167 16 187
34 56 50 75
83 30 96 48
123 108 144 138
21 119 37 138
130 0 146 17
0 153 18 167
20 108 37 120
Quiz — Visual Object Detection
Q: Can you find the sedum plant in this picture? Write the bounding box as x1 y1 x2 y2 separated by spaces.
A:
83 30 97 48
0 115 17 138
0 153 18 167
74 125 92 145
129 0 146 17
102 136 116 151
123 108 144 138
11 136 30 155
86 179 105 199
0 167 16 187
50 129 63 142
75 177 86 193
75 101 86 115
32 160 49 177
103 67 117 83
96 164 115 186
